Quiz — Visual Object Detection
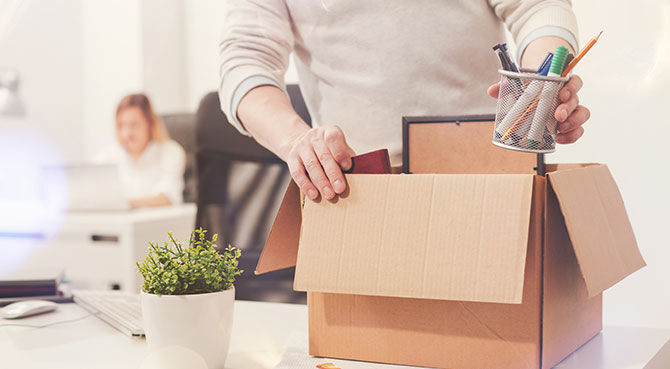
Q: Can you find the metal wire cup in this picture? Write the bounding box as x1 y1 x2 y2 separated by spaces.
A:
492 70 569 153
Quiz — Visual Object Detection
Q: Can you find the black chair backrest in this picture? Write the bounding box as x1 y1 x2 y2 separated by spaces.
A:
196 84 311 161
194 84 310 303
162 113 197 203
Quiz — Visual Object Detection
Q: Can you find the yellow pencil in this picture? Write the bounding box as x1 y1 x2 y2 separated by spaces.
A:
561 31 602 77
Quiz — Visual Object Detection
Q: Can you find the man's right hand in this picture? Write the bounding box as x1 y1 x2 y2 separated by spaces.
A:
236 86 354 200
281 125 355 201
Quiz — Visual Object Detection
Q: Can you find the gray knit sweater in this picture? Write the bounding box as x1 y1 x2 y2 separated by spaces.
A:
219 0 578 166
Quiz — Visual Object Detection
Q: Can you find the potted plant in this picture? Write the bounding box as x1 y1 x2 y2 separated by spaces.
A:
137 228 243 369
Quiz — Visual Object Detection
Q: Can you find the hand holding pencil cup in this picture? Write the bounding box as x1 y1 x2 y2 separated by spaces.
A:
492 46 569 153
491 32 601 153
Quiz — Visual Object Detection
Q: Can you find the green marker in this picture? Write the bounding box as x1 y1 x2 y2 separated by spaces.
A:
527 45 569 149
547 46 568 77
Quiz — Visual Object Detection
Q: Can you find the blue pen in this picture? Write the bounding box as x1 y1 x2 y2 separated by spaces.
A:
539 55 553 76
537 52 553 74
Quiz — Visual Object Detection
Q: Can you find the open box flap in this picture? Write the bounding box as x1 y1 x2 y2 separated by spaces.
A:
547 164 645 296
294 173 535 304
255 182 301 274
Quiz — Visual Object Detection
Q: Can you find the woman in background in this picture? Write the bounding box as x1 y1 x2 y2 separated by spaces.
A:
96 93 185 208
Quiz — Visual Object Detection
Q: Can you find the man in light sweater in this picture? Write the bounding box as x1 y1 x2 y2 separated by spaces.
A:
219 0 589 201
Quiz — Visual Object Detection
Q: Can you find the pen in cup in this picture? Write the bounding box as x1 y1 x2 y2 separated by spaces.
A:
492 43 523 106
537 52 553 76
562 31 602 77
496 46 561 141
501 43 519 72
526 46 569 148
493 44 511 71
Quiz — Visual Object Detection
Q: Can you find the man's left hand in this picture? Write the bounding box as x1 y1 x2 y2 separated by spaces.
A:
487 74 590 144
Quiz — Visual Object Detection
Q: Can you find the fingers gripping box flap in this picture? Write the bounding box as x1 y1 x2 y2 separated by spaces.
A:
294 173 535 304
547 164 646 297
255 149 393 275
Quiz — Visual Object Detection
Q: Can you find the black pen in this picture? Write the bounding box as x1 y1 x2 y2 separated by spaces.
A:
492 43 523 100
493 44 512 71
501 43 519 72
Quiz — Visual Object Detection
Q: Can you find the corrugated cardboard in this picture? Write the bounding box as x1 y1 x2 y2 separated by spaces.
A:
547 165 646 296
255 182 301 275
257 164 644 368
257 149 393 274
295 174 534 304
541 180 603 369
307 176 546 369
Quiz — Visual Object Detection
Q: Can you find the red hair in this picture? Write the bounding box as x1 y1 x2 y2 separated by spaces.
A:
115 93 169 142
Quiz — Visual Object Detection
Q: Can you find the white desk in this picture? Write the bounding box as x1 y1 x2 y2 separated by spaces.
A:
1 301 306 369
1 300 667 369
0 204 197 291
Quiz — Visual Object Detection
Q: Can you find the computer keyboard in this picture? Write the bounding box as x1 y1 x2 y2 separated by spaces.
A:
72 289 144 337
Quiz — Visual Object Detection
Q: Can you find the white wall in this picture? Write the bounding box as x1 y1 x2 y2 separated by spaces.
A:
183 0 225 111
0 0 191 161
0 0 300 162
551 0 670 329
183 0 300 112
141 0 188 114
81 1 143 159
0 0 83 161
82 0 189 158
0 0 83 221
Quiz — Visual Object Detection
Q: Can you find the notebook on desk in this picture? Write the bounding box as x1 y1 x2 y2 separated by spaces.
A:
0 269 72 306
0 269 64 298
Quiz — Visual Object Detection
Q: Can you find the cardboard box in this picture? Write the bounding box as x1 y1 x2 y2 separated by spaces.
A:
256 163 645 368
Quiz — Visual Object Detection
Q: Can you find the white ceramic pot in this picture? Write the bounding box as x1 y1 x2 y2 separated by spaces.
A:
140 288 235 369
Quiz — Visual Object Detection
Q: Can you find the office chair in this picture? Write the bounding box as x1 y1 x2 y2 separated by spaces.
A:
194 85 311 304
162 113 197 203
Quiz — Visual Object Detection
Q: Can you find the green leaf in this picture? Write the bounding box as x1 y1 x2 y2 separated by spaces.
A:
136 228 243 295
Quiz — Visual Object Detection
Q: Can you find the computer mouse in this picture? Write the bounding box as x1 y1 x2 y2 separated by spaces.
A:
0 300 58 319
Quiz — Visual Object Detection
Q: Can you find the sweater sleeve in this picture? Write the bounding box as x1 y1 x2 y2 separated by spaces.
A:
488 0 579 62
218 0 294 135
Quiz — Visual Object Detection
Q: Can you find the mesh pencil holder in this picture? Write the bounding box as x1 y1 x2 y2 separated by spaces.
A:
492 70 569 153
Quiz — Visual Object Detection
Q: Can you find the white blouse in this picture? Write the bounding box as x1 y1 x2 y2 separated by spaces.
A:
95 140 186 204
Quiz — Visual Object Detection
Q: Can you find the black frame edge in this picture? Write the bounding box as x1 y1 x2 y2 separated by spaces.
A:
402 114 546 176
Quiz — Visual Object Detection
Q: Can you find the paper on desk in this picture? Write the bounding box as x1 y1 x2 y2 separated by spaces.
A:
273 331 429 369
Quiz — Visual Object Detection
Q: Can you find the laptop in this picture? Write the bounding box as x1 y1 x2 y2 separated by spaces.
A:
42 163 130 212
